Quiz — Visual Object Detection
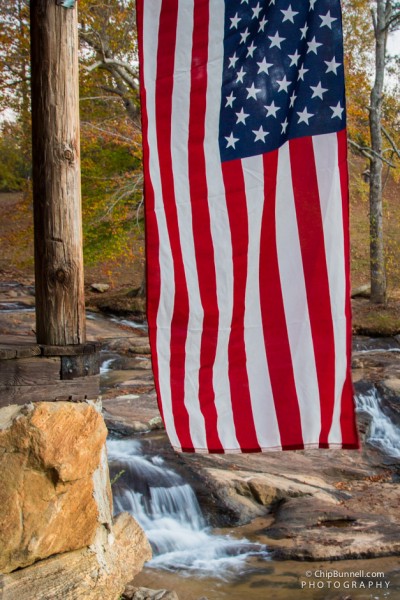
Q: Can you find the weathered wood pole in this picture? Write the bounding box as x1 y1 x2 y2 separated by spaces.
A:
30 0 86 345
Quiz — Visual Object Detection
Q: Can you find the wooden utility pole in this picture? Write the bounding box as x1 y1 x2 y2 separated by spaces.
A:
30 0 86 345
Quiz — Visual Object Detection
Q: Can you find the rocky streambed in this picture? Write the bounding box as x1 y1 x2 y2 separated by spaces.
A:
1 280 400 599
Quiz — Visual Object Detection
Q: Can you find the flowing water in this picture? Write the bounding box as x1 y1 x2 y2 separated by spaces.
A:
356 388 400 458
108 438 269 580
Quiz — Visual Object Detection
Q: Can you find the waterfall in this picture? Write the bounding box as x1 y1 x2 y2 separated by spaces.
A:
356 388 400 458
107 439 269 579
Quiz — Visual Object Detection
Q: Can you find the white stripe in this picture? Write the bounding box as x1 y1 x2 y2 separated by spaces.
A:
275 142 321 444
313 133 347 445
143 0 180 449
205 0 240 450
242 155 282 449
171 1 207 448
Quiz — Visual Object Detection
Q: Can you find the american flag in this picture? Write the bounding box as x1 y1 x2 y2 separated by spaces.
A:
136 0 359 453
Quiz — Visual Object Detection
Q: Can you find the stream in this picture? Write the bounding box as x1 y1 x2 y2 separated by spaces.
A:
1 290 399 599
102 332 400 600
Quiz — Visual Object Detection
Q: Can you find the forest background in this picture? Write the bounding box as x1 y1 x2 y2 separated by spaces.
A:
0 0 400 333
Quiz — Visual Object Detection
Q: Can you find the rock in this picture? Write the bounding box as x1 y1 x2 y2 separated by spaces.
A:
148 416 164 430
0 512 152 599
351 284 371 298
91 283 110 293
268 496 400 561
0 401 112 573
123 586 179 600
200 467 340 525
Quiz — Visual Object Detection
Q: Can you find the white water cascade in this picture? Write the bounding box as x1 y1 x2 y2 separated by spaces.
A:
107 439 269 579
356 388 400 458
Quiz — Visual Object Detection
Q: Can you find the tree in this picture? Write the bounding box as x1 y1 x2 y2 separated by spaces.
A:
343 0 400 303
368 1 400 303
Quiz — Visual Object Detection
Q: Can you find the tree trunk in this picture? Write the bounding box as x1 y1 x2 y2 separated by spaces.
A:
30 0 86 344
369 0 388 304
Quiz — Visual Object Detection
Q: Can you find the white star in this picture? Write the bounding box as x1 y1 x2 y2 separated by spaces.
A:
228 53 239 69
330 101 344 119
252 126 268 142
258 16 268 31
297 64 309 80
281 118 289 134
297 107 314 125
310 81 328 99
241 0 249 3
225 132 239 148
307 36 322 55
300 23 308 39
246 83 261 100
281 5 299 23
309 0 317 9
289 90 297 107
257 57 273 74
319 10 337 29
276 75 291 93
225 91 236 107
288 49 301 66
240 28 250 44
265 100 280 118
268 31 285 49
325 56 341 74
236 108 249 125
269 0 276 5
236 67 246 83
252 2 262 19
230 13 241 29
247 42 257 58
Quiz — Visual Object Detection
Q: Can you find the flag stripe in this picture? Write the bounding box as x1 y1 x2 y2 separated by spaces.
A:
137 0 163 423
155 0 193 450
260 149 303 449
275 142 322 446
338 129 359 446
205 0 240 451
312 132 346 445
171 1 209 449
188 0 224 452
222 159 261 451
242 155 282 450
142 0 180 448
289 137 336 447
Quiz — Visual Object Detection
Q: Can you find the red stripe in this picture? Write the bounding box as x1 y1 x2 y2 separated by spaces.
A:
289 137 336 447
337 129 359 448
188 1 223 451
155 0 192 450
260 151 304 449
222 159 260 451
136 0 164 423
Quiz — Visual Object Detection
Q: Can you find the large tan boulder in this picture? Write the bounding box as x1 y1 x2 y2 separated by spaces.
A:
0 512 152 600
0 401 113 573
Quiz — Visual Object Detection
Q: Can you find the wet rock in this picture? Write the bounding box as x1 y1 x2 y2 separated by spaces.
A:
0 402 112 573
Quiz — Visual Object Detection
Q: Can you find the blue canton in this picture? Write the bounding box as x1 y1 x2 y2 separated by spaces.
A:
219 0 346 162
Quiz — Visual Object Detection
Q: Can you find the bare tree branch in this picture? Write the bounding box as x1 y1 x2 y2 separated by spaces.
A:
348 138 396 167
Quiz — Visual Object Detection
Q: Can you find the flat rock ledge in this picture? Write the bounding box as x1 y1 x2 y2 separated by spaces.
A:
0 512 152 600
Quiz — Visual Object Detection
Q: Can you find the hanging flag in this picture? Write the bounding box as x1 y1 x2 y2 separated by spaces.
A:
136 0 359 453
